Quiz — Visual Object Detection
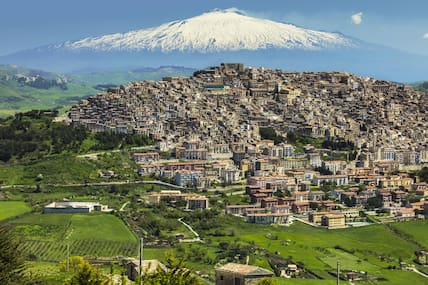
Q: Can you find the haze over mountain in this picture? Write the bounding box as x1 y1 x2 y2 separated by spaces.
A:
1 9 427 81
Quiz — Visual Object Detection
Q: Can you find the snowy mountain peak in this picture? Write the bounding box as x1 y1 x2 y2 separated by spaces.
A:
62 9 357 53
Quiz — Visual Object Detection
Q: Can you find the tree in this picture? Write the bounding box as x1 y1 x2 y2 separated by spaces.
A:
62 256 109 285
416 167 428 182
141 256 202 285
366 197 382 209
0 224 42 285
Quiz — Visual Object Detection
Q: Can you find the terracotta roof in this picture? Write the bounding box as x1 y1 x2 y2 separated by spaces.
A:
226 205 258 209
247 213 288 217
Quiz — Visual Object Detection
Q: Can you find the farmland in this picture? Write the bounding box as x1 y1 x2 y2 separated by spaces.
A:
11 213 138 262
390 220 428 248
174 214 427 285
1 186 427 284
0 200 31 220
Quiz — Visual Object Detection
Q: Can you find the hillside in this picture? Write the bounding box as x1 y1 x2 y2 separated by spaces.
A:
0 65 96 117
0 65 194 117
415 81 428 92
68 66 194 86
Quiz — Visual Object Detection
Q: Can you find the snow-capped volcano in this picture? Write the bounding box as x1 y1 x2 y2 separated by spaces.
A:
61 9 356 52
2 8 427 81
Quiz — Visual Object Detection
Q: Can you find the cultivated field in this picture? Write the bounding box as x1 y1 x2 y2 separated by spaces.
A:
0 201 31 220
390 220 428 248
11 213 138 262
184 216 428 285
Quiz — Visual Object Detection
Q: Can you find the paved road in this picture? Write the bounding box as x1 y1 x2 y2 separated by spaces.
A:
291 216 319 227
0 180 183 190
119 201 130 211
177 218 202 243
411 268 428 278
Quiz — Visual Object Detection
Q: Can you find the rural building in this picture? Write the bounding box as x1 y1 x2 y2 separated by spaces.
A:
321 213 346 228
308 211 329 224
215 263 274 285
124 259 166 281
187 197 209 210
43 202 110 214
341 208 360 223
246 213 288 224
226 205 259 216
145 190 196 204
416 251 428 265
132 152 160 163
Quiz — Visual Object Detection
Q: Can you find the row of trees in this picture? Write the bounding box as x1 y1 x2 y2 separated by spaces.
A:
259 127 356 152
0 110 154 162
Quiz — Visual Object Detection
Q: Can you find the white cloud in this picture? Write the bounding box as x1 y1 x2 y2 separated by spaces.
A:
351 12 363 25
423 33 428 39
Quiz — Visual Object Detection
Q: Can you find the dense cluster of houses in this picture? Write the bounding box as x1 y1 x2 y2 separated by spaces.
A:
132 131 428 225
145 190 209 210
69 63 428 169
67 63 428 227
133 136 428 227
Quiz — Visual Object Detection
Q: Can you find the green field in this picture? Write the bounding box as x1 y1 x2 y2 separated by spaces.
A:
0 156 97 185
0 82 97 117
0 152 139 185
390 220 428 248
186 216 428 285
0 201 31 220
11 213 138 261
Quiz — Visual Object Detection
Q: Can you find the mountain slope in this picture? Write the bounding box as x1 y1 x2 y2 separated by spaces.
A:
0 65 93 116
0 65 194 117
60 9 356 52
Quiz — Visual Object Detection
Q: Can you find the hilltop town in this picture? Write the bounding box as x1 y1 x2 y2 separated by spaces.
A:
0 63 426 284
65 63 428 226
69 63 428 162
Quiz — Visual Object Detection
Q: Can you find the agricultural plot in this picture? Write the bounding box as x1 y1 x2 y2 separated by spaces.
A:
199 217 427 285
0 201 31 220
390 220 428 248
11 213 138 261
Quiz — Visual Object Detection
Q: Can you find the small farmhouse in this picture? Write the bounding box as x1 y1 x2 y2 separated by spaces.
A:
215 263 273 285
123 259 166 281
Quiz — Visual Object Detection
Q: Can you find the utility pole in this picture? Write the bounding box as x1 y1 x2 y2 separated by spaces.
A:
336 260 340 285
139 237 143 285
66 243 70 272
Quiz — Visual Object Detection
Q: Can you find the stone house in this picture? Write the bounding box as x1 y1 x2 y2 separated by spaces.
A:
215 263 273 285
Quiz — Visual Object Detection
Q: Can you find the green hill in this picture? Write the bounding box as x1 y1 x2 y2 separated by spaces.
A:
68 66 195 86
415 81 428 92
0 64 97 117
0 64 194 117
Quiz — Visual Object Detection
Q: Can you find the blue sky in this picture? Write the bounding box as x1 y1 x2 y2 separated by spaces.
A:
1 0 427 56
